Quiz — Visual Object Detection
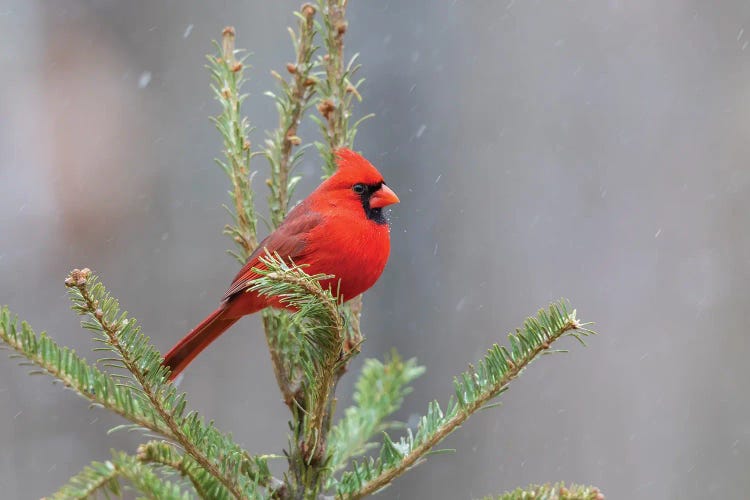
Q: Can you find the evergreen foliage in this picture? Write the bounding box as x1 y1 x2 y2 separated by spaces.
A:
48 452 190 500
209 26 258 264
487 482 604 500
334 304 592 499
0 3 601 499
327 352 425 478
264 3 318 229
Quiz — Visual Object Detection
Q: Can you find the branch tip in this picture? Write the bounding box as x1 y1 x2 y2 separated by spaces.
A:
301 3 316 18
65 268 91 287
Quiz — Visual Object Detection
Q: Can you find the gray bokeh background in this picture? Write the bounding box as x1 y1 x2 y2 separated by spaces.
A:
1 1 749 498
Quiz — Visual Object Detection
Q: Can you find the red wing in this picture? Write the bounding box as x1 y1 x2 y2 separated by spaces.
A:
221 205 323 302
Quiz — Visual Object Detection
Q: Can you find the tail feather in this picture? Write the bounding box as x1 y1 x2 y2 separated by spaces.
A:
163 308 240 380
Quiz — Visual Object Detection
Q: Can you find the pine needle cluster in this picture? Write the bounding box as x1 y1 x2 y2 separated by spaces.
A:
0 3 601 499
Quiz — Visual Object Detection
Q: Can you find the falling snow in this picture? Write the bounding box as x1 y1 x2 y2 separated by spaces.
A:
455 297 467 311
138 71 152 89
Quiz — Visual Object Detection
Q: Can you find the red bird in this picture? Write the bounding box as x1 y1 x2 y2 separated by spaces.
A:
164 149 400 379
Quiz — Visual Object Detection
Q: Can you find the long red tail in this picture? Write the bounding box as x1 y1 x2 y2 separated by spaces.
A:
163 307 240 380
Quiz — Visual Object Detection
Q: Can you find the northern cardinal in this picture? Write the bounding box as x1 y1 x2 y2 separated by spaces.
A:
163 149 400 379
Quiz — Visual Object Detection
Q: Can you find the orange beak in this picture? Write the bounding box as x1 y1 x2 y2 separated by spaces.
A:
369 184 400 209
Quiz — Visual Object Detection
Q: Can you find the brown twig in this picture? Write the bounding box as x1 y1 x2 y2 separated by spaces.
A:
262 312 303 408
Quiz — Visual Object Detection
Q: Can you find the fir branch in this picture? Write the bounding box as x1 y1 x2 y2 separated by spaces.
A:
47 452 188 500
0 305 170 435
251 255 343 337
262 3 319 413
487 482 604 500
46 457 120 500
315 0 349 172
0 14 604 500
137 441 227 500
337 302 594 499
265 3 319 228
328 352 424 475
248 253 345 462
210 26 258 263
312 0 370 174
0 270 280 500
65 268 270 499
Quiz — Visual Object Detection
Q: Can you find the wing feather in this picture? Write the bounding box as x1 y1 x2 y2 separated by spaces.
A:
222 204 323 302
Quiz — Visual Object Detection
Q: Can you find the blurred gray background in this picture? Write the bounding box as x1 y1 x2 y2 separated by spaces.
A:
1 1 749 498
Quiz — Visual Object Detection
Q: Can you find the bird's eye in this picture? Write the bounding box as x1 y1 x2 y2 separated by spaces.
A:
352 183 366 194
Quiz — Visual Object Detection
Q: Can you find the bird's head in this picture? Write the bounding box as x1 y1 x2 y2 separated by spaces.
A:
320 148 400 225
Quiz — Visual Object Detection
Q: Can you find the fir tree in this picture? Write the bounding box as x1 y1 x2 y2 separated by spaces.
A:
0 3 601 499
